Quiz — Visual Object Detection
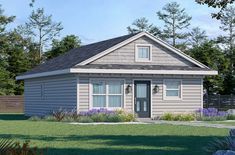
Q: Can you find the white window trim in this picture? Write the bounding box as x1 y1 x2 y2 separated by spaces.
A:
163 79 182 100
135 44 152 62
89 78 125 110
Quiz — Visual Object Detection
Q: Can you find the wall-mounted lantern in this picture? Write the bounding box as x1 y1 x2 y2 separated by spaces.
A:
153 85 159 94
126 84 132 94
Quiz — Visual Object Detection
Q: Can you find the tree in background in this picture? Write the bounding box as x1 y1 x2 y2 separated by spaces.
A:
0 5 15 33
44 35 81 60
157 2 191 47
218 6 235 68
195 0 235 19
127 17 162 37
5 31 31 94
188 27 208 48
188 41 230 94
0 6 16 95
217 6 235 94
18 8 63 60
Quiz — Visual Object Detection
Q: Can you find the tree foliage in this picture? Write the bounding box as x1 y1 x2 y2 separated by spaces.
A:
44 35 81 60
157 2 191 46
0 5 15 33
127 17 162 37
188 27 208 47
188 41 230 94
18 8 63 59
195 0 235 19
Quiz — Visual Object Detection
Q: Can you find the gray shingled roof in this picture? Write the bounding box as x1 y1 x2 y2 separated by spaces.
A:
21 33 139 76
73 64 212 71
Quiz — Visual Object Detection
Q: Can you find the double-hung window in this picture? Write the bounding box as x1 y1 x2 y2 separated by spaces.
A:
135 44 152 62
164 79 182 100
91 80 123 108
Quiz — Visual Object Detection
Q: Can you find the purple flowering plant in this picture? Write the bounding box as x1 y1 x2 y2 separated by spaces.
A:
196 108 228 121
197 108 227 117
79 108 115 116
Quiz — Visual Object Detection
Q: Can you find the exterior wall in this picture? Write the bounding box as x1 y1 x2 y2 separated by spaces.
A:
78 74 203 117
90 36 196 67
24 74 77 116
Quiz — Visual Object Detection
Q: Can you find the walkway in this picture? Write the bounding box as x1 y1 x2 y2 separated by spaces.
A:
137 118 235 129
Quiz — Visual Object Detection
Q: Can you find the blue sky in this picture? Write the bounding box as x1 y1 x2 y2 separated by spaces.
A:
0 0 227 44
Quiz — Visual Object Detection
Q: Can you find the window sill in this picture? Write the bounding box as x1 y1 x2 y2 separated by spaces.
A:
163 97 182 101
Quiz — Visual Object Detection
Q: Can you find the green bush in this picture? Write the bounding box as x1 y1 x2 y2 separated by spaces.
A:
43 115 56 121
78 116 94 123
106 114 125 122
124 113 136 122
160 113 195 121
197 116 227 121
61 116 77 122
28 116 41 121
227 114 235 120
90 113 107 122
160 113 174 121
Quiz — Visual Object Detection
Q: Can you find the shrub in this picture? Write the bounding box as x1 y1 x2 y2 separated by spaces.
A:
198 116 227 121
196 108 228 121
90 113 107 122
179 114 196 121
205 129 235 154
61 116 76 122
67 109 79 121
52 108 66 121
43 115 56 121
160 113 195 121
106 114 124 122
28 116 41 121
227 114 235 120
160 113 174 121
124 113 136 122
78 116 93 123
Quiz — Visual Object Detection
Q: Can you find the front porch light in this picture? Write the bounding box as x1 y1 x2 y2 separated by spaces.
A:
126 85 132 94
153 85 159 93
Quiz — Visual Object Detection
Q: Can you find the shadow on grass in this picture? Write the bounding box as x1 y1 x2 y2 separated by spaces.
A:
0 114 29 120
0 134 222 155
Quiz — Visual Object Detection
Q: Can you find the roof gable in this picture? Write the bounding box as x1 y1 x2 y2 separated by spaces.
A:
77 32 208 69
90 35 196 67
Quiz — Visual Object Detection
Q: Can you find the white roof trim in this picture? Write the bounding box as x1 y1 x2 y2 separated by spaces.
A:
70 68 218 75
16 68 217 80
16 69 70 80
77 32 209 69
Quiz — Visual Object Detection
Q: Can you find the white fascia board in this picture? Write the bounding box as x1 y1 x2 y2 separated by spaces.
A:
16 69 71 80
70 68 218 75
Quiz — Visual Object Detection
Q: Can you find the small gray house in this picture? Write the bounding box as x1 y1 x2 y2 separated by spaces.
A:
16 32 217 118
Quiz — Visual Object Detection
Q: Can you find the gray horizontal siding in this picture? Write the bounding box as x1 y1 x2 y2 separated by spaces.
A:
78 74 203 117
91 36 195 67
24 74 77 116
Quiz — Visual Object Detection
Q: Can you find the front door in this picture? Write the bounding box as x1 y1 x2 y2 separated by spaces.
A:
134 81 151 118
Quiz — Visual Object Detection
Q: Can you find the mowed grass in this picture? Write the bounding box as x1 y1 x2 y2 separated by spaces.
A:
0 114 229 155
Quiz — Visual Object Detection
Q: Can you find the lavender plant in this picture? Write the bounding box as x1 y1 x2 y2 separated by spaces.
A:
196 108 228 121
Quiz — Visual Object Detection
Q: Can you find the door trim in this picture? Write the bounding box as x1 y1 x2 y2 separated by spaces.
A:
132 79 152 118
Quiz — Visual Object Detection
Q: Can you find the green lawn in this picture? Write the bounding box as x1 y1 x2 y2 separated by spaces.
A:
208 121 235 126
0 114 229 155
